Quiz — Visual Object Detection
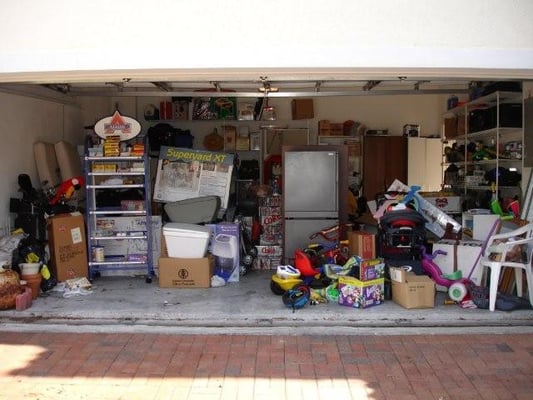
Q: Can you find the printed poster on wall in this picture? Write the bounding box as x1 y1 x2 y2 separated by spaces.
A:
153 146 234 210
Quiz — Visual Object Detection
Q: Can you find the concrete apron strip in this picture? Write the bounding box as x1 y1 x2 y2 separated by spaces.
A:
2 321 533 336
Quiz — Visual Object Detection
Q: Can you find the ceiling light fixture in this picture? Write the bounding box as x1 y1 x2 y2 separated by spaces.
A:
258 77 279 94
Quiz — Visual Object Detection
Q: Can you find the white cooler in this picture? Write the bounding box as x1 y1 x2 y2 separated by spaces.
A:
163 223 212 258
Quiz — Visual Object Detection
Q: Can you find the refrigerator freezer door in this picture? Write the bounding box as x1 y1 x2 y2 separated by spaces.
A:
283 218 339 264
283 151 339 218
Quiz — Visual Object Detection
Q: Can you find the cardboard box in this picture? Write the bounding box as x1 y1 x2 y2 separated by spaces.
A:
47 212 88 282
348 231 376 259
338 275 385 309
390 267 435 309
223 125 237 151
253 256 282 270
419 193 461 213
355 258 385 281
235 135 250 151
443 116 458 138
255 245 283 258
318 120 331 135
291 99 314 120
206 222 240 282
158 255 213 288
120 200 145 211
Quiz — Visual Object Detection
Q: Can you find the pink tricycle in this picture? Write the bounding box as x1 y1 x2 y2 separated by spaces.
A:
419 245 472 301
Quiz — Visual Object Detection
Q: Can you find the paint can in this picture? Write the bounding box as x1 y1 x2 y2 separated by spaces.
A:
92 246 105 262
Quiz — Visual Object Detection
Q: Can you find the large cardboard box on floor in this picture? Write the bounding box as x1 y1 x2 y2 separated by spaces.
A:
390 267 435 309
158 238 213 288
47 212 88 281
337 275 385 309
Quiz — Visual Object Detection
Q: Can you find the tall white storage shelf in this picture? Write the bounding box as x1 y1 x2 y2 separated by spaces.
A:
84 137 154 283
443 91 524 206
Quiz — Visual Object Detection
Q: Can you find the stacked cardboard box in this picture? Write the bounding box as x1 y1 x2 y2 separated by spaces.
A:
338 275 385 309
338 257 385 309
348 230 376 259
253 196 283 270
103 135 120 157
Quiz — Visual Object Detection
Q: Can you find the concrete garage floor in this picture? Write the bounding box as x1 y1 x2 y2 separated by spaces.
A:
1 270 533 336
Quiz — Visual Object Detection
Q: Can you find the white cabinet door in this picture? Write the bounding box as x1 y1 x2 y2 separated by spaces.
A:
407 137 442 192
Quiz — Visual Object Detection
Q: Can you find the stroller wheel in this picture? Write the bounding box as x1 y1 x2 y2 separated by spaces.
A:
242 253 254 267
248 246 258 258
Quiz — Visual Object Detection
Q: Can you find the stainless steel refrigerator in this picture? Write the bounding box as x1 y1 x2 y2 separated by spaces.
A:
282 145 348 264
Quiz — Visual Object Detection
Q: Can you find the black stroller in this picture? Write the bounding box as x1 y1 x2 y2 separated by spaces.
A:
377 208 426 260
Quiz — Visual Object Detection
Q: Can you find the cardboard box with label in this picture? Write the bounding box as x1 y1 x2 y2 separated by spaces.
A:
389 267 435 309
158 237 213 288
419 193 461 213
348 231 376 259
206 222 240 282
338 275 385 309
355 258 385 281
47 212 88 282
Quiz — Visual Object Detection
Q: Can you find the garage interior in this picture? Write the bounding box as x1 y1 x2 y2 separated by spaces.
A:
1 1 533 322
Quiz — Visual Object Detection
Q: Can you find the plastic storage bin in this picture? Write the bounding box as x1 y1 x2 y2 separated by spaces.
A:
163 223 212 258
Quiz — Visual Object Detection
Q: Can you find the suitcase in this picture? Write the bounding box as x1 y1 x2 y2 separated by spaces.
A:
164 195 221 224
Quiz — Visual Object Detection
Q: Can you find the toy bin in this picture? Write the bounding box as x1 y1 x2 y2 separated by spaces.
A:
162 223 212 258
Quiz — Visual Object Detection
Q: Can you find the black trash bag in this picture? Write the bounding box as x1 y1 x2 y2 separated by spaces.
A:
40 273 57 292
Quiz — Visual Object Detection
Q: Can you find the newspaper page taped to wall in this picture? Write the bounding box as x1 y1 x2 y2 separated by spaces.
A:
153 146 234 210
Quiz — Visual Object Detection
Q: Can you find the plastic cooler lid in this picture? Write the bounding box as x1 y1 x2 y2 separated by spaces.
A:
163 222 212 237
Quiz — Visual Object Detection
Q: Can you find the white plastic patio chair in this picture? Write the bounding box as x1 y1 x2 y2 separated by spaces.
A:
479 222 533 311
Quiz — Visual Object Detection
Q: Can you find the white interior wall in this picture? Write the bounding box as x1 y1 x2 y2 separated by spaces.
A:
0 92 83 226
0 1 532 81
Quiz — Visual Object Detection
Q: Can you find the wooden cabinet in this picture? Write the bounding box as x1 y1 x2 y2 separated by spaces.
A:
362 135 407 201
